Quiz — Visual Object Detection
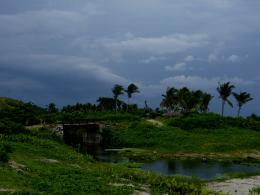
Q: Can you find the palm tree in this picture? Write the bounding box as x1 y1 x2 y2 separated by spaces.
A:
217 82 235 116
97 97 115 111
191 90 204 112
112 84 124 111
233 91 253 117
47 102 58 113
125 83 139 112
176 87 191 113
160 87 178 112
200 93 214 113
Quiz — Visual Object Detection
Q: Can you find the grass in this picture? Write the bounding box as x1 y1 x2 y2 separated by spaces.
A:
250 186 260 194
0 127 210 194
1 111 260 193
213 172 260 181
109 117 260 163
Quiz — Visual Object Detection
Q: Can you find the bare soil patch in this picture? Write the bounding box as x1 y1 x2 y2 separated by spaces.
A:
207 176 260 195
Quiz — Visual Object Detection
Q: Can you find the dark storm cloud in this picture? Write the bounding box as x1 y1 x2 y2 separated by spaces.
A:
0 0 259 115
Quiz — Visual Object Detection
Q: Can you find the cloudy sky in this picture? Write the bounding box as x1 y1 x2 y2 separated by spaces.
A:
0 0 260 115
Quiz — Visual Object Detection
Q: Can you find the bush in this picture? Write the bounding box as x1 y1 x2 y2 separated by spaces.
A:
223 117 260 132
243 119 260 131
0 143 12 162
150 176 207 194
168 113 223 130
168 113 260 131
0 119 27 135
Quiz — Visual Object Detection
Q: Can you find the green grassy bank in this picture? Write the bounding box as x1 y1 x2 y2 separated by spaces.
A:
0 127 211 194
109 113 260 161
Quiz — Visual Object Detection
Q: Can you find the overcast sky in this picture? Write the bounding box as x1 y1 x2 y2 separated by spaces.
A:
0 0 259 115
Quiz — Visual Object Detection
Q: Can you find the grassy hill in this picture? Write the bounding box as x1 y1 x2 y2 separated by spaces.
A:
0 127 208 194
109 114 260 161
0 97 46 126
0 97 24 110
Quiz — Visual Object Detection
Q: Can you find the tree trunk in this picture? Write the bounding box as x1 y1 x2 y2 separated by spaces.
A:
115 98 117 112
127 97 129 112
237 106 241 117
221 100 225 116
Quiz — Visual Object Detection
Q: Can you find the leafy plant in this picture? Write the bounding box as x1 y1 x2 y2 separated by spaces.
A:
0 143 12 162
0 119 27 135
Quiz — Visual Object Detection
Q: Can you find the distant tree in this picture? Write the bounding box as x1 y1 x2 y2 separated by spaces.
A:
47 103 58 113
97 97 115 111
176 87 192 113
125 83 139 112
144 100 152 113
161 87 213 114
200 93 214 113
188 90 203 112
233 91 253 117
62 103 97 113
217 82 235 116
144 100 148 110
112 84 124 111
160 87 178 112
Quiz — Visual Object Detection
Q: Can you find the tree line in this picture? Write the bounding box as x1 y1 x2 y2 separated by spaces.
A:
61 83 140 113
47 82 253 117
161 81 253 117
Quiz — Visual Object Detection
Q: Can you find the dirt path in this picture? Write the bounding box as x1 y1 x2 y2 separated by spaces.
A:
146 119 163 127
206 176 260 195
0 188 15 192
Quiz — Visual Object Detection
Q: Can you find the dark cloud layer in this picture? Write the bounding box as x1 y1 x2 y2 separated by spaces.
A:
0 0 260 115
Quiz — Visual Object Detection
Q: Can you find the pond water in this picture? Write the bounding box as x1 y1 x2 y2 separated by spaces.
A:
141 159 260 179
92 150 260 180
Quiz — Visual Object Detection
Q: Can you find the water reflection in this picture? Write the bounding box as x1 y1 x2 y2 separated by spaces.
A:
87 149 260 180
141 159 260 179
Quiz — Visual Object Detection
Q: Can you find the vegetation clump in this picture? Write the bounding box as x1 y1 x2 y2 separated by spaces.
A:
0 119 27 135
168 113 224 130
0 143 12 162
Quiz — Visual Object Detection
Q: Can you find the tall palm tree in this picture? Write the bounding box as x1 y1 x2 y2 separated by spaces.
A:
125 83 139 112
191 90 204 112
160 87 178 112
176 87 191 113
112 84 124 111
217 82 235 116
233 91 253 117
200 93 214 113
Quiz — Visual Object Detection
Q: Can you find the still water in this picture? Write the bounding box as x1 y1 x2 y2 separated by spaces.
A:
141 159 260 179
93 150 260 179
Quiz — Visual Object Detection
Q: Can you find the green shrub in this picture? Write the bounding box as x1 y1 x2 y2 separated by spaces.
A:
150 176 208 195
168 113 223 130
243 119 260 131
223 117 260 131
168 113 260 131
249 186 260 194
0 119 27 134
0 143 12 162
